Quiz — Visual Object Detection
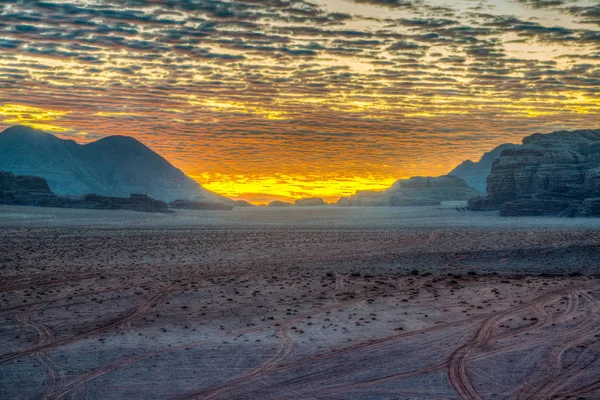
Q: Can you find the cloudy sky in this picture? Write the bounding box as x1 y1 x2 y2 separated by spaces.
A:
1 0 599 203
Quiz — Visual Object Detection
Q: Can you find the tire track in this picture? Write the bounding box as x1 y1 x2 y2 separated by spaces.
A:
11 279 97 399
298 295 556 399
0 285 174 364
45 299 360 400
522 291 600 400
170 299 362 400
446 287 572 400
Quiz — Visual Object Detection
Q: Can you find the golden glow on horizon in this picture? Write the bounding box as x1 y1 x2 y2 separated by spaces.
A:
193 173 399 204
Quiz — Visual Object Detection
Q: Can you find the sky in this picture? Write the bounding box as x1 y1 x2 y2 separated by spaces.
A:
0 0 599 204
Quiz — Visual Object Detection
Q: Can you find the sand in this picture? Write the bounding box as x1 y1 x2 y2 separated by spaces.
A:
1 204 599 399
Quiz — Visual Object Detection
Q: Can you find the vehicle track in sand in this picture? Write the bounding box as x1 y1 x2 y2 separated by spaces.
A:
445 286 581 400
170 298 365 400
10 275 597 400
11 279 97 400
14 311 65 399
556 377 600 399
349 287 581 400
269 290 559 399
515 291 600 400
44 298 361 400
173 285 577 400
0 285 174 365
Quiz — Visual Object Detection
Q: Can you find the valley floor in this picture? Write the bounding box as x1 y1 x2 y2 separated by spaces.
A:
0 205 599 399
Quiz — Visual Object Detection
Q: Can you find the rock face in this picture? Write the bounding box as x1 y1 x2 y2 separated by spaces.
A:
169 199 233 210
0 125 230 204
267 200 292 207
337 175 481 206
0 171 61 206
233 200 254 207
82 194 169 212
468 129 600 216
294 198 326 206
449 143 517 192
0 170 169 212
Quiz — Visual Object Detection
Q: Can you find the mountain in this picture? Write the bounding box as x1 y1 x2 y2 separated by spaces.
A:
0 125 230 203
337 175 482 206
448 143 517 192
468 128 600 216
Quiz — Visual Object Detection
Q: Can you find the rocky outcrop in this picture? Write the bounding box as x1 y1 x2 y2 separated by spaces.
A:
578 198 600 216
267 200 292 207
294 198 326 206
169 199 233 210
0 171 62 206
337 175 481 206
234 200 254 207
80 194 169 212
468 129 600 216
449 143 516 192
0 170 171 212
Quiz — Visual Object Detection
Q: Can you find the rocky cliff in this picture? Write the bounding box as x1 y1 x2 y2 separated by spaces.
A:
169 199 233 210
337 175 481 206
267 200 293 207
449 143 516 192
294 198 326 206
468 129 600 216
81 194 170 212
0 171 61 206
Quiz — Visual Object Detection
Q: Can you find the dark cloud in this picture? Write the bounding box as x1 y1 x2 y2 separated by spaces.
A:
396 18 457 28
516 0 572 9
350 0 417 8
388 40 429 50
567 4 600 25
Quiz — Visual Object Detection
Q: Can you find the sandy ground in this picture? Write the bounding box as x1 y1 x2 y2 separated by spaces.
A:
1 205 599 400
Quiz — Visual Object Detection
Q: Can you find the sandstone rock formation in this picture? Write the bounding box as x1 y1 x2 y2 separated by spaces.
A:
0 171 61 206
1 170 172 212
468 129 600 216
449 143 516 192
337 175 481 206
267 200 293 207
169 199 233 210
294 198 326 206
82 193 169 212
234 200 255 207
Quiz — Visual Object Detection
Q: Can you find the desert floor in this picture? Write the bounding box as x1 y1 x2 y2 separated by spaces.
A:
1 204 599 400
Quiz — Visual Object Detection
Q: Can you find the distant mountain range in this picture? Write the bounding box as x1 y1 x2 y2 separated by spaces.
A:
337 175 481 206
0 125 230 203
448 143 517 192
5 125 596 215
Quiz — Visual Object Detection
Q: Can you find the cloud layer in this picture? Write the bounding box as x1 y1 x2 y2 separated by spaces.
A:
1 0 599 202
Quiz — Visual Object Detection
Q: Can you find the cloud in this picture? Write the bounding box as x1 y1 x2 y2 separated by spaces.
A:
350 0 417 8
0 0 599 200
516 0 572 9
